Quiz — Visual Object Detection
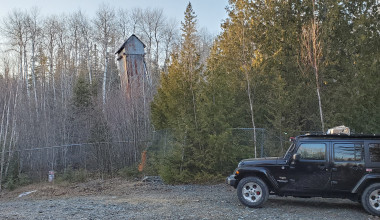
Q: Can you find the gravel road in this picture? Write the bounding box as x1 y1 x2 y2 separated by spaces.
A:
0 178 377 219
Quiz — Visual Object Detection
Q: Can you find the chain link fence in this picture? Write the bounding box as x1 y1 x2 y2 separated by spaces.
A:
146 128 293 178
1 128 293 182
1 141 149 182
150 128 291 159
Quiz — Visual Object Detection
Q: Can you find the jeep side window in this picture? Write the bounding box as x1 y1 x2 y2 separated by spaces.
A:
297 143 326 160
369 143 380 162
333 143 363 162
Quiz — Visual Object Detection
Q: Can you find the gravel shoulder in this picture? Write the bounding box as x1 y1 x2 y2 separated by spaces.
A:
0 178 377 219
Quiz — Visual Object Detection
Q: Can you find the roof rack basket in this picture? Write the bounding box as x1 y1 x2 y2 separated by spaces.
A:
326 125 350 135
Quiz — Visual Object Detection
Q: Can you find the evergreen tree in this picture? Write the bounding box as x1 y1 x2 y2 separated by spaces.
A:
320 0 380 133
70 73 94 144
151 3 204 182
73 75 92 109
152 0 380 182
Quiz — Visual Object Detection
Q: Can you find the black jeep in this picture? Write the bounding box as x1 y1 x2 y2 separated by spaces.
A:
226 133 380 216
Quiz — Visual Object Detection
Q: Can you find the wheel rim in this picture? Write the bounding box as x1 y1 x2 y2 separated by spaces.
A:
369 189 380 210
242 182 262 203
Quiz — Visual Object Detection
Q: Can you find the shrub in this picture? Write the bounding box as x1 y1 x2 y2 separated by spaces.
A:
56 166 88 183
118 165 140 179
3 172 32 191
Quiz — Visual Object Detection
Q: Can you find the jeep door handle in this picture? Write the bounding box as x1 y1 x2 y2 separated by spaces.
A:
318 164 326 170
351 165 360 170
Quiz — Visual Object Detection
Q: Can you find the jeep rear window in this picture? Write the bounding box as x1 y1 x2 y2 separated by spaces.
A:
369 144 380 162
297 143 326 160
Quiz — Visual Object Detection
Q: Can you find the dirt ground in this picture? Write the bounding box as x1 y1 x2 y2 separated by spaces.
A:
0 178 377 219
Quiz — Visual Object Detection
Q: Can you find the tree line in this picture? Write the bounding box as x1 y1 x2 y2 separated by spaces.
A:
0 0 379 186
151 0 380 183
0 3 212 189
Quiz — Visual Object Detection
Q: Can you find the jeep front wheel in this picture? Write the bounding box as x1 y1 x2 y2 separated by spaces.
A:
237 177 269 208
361 183 380 216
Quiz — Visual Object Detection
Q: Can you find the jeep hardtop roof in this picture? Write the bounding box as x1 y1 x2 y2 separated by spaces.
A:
297 134 380 140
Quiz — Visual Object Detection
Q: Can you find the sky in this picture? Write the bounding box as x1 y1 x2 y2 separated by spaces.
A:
0 0 229 35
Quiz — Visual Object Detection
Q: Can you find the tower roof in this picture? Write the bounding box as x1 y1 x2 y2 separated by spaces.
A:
115 34 146 54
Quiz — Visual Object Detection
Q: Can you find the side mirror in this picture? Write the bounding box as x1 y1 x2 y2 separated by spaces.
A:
292 153 301 162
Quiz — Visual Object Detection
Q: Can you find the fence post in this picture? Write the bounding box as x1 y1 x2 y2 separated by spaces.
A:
261 129 265 158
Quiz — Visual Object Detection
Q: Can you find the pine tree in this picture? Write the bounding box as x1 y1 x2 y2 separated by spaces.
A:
70 74 93 144
73 75 92 109
151 2 203 182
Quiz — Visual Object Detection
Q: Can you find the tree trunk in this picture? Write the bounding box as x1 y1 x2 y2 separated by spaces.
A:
316 82 325 132
102 56 108 107
87 42 93 84
4 83 19 180
0 94 11 193
31 40 39 118
245 71 257 158
241 22 257 158
23 44 29 98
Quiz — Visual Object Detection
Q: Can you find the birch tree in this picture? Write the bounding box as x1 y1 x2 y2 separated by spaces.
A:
43 15 60 103
76 11 93 84
25 8 41 113
2 10 27 81
117 8 131 42
68 12 81 77
300 0 324 132
93 4 116 106
0 83 18 192
223 0 258 157
162 18 179 73
130 8 142 34
0 93 9 192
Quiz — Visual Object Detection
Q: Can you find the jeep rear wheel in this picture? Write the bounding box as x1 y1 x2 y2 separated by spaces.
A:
237 177 269 208
361 183 380 216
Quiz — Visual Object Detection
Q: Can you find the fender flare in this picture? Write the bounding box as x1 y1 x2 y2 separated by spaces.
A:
237 167 279 191
351 174 380 193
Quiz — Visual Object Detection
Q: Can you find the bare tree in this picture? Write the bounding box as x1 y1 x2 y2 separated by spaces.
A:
2 10 28 82
1 56 12 80
198 27 213 66
55 14 69 107
3 82 19 186
0 88 13 192
0 4 183 182
300 0 324 132
67 12 82 77
162 18 179 73
0 95 8 192
138 8 154 74
138 8 165 76
152 9 165 73
93 3 116 107
25 7 41 115
76 11 93 84
43 15 60 103
236 7 258 158
116 8 131 42
130 8 142 34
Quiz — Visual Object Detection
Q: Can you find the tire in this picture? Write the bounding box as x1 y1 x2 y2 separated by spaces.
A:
361 183 380 216
237 177 269 208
